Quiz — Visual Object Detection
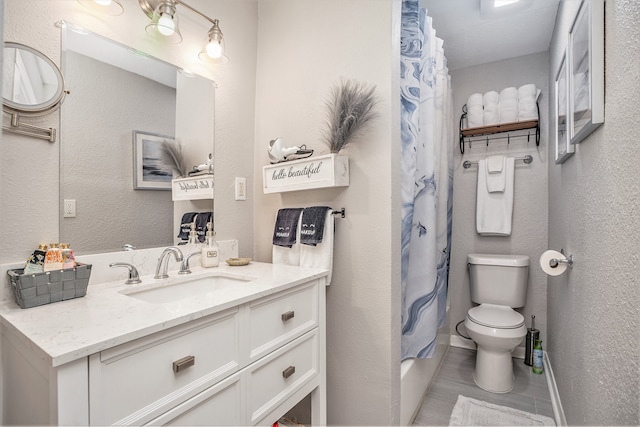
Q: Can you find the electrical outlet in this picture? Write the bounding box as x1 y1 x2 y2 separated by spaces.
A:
64 199 76 218
235 177 246 201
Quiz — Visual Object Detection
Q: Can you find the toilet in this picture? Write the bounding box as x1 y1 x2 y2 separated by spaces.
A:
465 253 529 393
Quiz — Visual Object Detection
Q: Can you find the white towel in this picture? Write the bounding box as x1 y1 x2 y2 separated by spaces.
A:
517 84 538 121
476 157 515 236
483 91 500 125
272 211 302 266
300 209 334 286
499 87 518 123
466 93 483 128
485 155 506 193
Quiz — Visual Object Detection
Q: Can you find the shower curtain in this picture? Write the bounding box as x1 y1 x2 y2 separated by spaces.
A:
400 0 453 360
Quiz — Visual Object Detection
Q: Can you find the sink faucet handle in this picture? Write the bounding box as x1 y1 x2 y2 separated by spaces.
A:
179 252 201 275
109 262 142 285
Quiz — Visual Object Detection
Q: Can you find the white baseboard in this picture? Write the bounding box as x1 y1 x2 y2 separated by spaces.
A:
450 334 475 350
544 352 567 426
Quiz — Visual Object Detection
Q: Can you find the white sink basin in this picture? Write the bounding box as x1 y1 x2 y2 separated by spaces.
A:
121 273 255 304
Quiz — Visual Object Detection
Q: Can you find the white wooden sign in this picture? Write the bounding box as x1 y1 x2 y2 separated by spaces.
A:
172 175 214 201
263 153 349 194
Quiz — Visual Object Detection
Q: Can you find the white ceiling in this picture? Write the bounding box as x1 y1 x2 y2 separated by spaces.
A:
424 0 561 71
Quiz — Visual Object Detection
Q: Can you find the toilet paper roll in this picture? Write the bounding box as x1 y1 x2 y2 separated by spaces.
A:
540 250 567 276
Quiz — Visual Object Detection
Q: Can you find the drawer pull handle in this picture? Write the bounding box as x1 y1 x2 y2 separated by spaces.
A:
173 355 195 373
281 311 295 322
282 365 296 379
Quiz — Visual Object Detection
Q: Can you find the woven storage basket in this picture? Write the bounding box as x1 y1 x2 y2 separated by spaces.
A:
7 263 92 309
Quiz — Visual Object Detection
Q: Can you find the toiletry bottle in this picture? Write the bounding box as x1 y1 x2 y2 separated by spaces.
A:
60 243 76 269
44 243 64 271
185 222 201 253
201 222 219 268
532 339 544 374
24 244 48 274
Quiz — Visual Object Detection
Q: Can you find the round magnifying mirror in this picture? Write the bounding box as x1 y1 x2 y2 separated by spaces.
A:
3 42 66 115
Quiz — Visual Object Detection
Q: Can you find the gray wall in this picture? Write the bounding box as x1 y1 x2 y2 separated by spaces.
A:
547 1 640 424
449 52 550 345
61 52 175 253
253 1 402 424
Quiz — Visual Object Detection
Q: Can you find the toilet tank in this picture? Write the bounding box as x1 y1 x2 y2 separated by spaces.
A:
467 253 529 308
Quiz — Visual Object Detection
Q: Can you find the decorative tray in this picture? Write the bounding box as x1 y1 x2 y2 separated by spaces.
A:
225 258 251 266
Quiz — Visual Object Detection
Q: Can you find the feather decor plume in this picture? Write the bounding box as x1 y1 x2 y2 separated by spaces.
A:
323 79 379 153
159 139 187 178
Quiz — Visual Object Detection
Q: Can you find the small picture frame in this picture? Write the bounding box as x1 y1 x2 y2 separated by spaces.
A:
133 130 175 190
555 51 573 164
568 0 604 145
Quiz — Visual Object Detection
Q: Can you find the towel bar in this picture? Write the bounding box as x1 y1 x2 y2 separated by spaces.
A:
331 208 346 218
463 155 533 169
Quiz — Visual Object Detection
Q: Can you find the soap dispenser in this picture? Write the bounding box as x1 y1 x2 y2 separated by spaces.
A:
185 221 201 254
201 222 219 268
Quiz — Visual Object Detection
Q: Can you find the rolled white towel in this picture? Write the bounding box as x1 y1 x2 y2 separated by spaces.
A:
483 91 500 125
467 93 483 106
517 84 538 121
499 87 518 123
483 91 499 105
467 105 483 128
518 84 537 99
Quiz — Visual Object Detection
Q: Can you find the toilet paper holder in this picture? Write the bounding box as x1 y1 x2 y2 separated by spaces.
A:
549 249 573 269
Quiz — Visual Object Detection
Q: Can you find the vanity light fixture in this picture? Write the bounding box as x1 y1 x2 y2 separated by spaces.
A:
77 0 124 16
139 0 228 63
494 0 520 7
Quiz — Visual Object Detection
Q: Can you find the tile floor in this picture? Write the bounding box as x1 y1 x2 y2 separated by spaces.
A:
412 346 555 426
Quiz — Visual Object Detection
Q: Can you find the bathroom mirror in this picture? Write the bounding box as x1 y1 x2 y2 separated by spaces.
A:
59 22 215 254
2 42 66 115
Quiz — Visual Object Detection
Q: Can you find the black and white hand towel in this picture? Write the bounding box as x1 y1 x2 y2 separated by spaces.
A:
272 208 303 248
300 206 332 246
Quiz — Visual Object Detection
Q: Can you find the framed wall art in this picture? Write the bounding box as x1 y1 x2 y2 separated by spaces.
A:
133 130 175 190
555 51 573 164
568 0 604 145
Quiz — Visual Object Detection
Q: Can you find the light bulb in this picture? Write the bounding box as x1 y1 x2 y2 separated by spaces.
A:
94 0 112 5
206 41 222 58
157 13 175 36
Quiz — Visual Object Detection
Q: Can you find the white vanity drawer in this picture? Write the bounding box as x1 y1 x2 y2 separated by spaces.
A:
248 281 318 360
89 309 240 425
247 330 319 425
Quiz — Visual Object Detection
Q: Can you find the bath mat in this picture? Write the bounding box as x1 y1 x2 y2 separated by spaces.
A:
449 395 555 426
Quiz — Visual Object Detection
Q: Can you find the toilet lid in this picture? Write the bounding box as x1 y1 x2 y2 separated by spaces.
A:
467 304 525 329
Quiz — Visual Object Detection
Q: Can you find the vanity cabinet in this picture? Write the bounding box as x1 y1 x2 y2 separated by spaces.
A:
1 277 326 426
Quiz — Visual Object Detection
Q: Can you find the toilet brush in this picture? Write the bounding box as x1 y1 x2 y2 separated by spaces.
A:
524 315 540 366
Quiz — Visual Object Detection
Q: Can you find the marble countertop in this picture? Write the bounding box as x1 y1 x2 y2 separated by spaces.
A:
0 262 328 367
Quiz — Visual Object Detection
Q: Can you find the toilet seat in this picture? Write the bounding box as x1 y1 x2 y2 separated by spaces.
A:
467 304 524 329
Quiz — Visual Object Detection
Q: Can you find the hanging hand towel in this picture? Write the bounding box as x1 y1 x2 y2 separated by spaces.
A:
194 211 212 243
485 155 506 193
476 157 515 236
177 212 198 241
272 208 303 266
300 208 335 286
272 208 303 247
300 206 332 246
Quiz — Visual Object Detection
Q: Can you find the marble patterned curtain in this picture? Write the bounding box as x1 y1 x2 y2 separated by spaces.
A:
400 0 453 360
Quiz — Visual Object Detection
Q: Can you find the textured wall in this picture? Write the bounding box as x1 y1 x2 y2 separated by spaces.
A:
0 0 258 262
547 1 640 424
61 52 175 253
449 52 550 345
253 1 402 424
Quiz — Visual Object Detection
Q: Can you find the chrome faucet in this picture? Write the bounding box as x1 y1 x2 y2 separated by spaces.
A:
155 246 184 279
179 252 201 275
109 262 142 284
